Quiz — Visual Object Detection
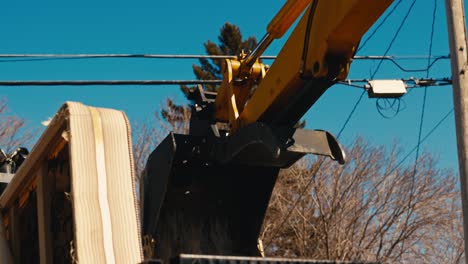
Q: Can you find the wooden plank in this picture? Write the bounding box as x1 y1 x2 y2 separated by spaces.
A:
0 211 13 263
9 206 20 264
36 163 54 264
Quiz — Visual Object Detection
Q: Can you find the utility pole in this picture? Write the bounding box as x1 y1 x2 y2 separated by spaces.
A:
446 0 468 262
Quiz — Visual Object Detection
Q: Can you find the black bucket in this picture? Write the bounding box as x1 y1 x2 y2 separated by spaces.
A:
141 122 344 262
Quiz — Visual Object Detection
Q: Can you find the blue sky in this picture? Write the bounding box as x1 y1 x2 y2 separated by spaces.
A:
0 0 460 170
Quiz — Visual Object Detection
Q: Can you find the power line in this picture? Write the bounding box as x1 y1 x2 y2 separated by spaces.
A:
354 55 449 73
0 80 223 86
0 54 248 59
357 0 403 52
354 55 447 60
372 0 418 79
0 53 450 74
337 92 367 138
0 53 449 68
337 0 418 138
389 108 454 174
413 85 428 175
0 78 450 87
338 78 452 89
374 0 418 119
376 98 407 119
412 0 438 181
0 54 446 60
426 0 438 80
264 89 453 251
0 54 273 64
267 0 425 241
267 96 453 253
263 106 452 248
267 1 422 250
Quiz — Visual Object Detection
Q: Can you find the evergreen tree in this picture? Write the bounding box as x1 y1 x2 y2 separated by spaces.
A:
162 22 258 127
180 22 258 94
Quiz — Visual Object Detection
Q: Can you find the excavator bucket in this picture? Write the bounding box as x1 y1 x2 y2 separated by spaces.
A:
140 0 396 257
140 87 345 262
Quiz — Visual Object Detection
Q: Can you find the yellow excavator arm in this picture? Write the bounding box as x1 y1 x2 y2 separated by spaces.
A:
141 1 395 262
215 0 393 130
0 2 396 263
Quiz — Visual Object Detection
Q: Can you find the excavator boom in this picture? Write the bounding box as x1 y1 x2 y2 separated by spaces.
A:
216 0 393 129
141 1 394 262
0 1 397 263
241 0 393 127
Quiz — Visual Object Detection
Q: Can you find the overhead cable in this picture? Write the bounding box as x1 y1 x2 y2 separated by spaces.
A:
0 78 450 87
389 108 454 175
337 0 418 137
354 55 449 73
0 80 223 86
0 54 446 59
374 0 418 119
412 0 438 180
0 54 450 74
357 0 403 52
0 54 450 73
338 78 452 89
267 1 420 245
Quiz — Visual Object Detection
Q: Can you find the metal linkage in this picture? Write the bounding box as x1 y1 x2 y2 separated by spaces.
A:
0 148 29 174
0 148 29 192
